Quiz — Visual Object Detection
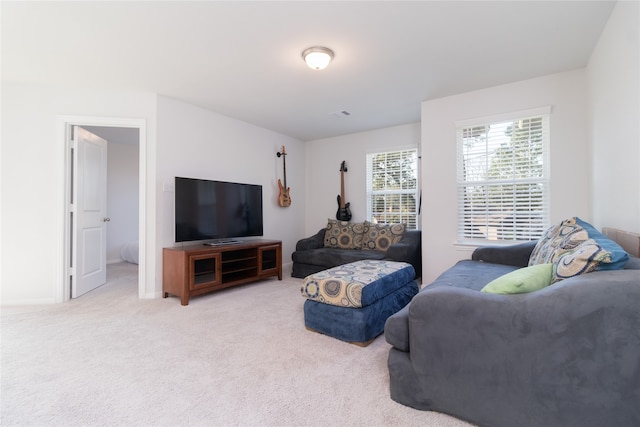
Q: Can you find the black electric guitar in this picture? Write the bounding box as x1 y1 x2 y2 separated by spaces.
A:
277 146 291 207
336 161 352 221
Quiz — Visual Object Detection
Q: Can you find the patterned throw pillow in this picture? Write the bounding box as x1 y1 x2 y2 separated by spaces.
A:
361 221 405 251
553 238 612 283
529 217 587 265
530 216 629 283
323 219 365 249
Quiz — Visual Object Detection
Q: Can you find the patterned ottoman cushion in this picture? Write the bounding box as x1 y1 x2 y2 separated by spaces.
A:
300 260 416 308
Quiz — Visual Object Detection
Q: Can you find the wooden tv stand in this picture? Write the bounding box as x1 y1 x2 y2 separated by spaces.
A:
162 239 282 305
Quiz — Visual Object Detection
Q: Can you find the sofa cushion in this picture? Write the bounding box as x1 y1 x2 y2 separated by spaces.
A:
481 263 553 294
292 247 387 269
428 260 520 292
362 221 405 251
323 219 365 249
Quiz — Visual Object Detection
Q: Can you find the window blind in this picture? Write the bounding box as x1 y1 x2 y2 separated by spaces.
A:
456 112 550 241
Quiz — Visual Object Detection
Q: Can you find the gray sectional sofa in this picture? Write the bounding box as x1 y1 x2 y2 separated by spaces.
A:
385 221 640 427
291 228 421 279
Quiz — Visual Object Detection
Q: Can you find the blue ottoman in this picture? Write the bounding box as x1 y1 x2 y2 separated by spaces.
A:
300 260 419 346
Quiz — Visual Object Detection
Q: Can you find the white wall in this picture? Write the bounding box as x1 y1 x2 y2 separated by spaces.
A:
106 141 139 264
303 123 421 236
0 86 306 304
587 0 640 233
0 82 157 304
421 70 591 283
155 96 305 286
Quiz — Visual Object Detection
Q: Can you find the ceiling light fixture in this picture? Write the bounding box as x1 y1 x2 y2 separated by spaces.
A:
302 46 334 70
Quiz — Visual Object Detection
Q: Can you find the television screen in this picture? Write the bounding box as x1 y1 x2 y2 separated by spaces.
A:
175 177 263 243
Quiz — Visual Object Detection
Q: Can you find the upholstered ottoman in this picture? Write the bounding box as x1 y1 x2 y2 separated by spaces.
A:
300 260 419 346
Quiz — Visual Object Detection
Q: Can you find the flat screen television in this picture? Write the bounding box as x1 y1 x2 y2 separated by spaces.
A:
175 177 263 243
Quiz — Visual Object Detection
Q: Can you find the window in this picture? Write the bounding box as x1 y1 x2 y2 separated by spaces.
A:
456 108 550 242
366 149 419 229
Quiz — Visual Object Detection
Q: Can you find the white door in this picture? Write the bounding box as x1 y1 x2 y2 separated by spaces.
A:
72 126 108 297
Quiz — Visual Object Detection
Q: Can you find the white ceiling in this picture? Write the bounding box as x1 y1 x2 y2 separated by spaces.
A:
1 1 615 141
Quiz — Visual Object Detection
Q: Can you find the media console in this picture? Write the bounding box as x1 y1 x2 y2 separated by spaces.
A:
162 239 282 306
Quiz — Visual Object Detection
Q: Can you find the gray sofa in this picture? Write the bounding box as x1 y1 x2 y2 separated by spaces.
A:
385 241 640 427
291 229 421 279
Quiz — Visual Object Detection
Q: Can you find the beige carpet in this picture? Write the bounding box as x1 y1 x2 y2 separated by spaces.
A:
1 262 473 427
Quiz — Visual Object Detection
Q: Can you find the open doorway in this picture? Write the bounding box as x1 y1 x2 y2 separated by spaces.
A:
83 126 140 264
60 116 146 302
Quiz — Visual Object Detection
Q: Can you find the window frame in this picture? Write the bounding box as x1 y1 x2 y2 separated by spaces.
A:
366 147 420 230
455 107 551 244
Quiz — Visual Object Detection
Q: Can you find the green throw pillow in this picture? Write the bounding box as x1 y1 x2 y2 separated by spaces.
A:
481 263 553 294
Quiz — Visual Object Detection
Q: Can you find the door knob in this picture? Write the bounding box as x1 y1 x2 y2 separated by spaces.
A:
103 217 111 222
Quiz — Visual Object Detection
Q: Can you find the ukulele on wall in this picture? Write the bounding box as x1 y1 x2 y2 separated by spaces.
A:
336 160 352 221
277 146 291 207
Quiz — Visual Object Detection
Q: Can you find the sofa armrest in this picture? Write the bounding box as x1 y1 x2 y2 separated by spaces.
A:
295 228 325 251
471 240 537 267
385 230 422 275
385 304 411 352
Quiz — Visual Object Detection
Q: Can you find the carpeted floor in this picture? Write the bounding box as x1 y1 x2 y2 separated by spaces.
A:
1 262 473 427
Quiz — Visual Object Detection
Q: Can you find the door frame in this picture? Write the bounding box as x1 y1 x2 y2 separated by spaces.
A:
59 116 147 302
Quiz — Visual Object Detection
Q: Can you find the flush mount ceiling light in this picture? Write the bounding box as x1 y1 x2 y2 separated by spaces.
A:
302 46 334 70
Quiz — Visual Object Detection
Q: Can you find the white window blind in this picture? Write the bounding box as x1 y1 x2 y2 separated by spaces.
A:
456 110 550 242
366 149 419 230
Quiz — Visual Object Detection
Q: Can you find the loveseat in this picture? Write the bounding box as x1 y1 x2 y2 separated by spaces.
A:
291 220 421 279
385 218 640 427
